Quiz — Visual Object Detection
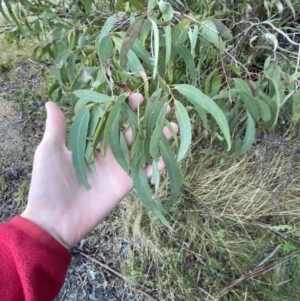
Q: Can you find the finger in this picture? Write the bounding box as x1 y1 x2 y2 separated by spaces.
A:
144 122 179 179
144 157 165 178
123 104 173 146
129 93 144 111
42 102 67 146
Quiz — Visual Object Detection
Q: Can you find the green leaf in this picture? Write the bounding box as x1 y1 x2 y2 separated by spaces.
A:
206 18 232 40
48 82 60 99
115 0 125 11
70 106 91 190
104 94 127 153
174 84 231 150
202 19 225 52
109 107 129 172
172 18 190 43
4 0 21 28
149 105 167 160
175 100 192 161
128 0 144 10
131 139 171 229
126 48 145 77
98 15 118 44
230 114 255 158
159 137 181 205
147 0 157 11
151 160 160 192
204 68 218 95
74 99 90 115
81 0 92 13
73 90 114 103
144 98 167 162
132 39 153 69
98 35 113 63
71 69 93 92
140 19 152 45
143 89 163 126
164 25 172 69
121 102 139 129
283 0 295 18
85 106 104 167
150 18 160 79
120 16 144 69
159 1 173 21
176 44 197 83
189 25 199 52
0 0 11 23
233 79 260 122
131 138 152 209
120 132 130 168
260 93 279 129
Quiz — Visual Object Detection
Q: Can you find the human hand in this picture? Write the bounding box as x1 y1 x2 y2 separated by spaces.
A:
21 94 178 249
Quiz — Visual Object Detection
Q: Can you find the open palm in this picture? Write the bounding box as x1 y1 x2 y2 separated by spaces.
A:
21 94 177 249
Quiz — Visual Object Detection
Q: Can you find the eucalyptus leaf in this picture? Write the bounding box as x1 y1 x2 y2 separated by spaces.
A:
120 16 145 69
70 106 91 190
159 137 181 205
175 100 192 162
150 19 160 79
73 90 114 103
159 0 174 22
176 44 197 83
174 84 231 150
230 114 255 158
98 15 118 44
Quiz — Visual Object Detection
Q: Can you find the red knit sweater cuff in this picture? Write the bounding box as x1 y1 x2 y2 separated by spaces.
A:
9 216 71 263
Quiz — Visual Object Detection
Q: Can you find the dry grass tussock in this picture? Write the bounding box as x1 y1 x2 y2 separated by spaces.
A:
104 137 300 301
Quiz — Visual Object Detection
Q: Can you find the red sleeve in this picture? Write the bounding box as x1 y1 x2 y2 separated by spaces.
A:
0 216 71 301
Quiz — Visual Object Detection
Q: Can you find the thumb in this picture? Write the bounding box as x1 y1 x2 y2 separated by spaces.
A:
42 102 67 146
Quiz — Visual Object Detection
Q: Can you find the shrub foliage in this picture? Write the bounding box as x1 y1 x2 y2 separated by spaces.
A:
1 0 299 226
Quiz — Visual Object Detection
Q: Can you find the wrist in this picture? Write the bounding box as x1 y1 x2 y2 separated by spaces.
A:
20 211 71 250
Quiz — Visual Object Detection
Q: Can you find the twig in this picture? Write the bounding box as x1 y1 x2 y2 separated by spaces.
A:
136 289 157 301
216 249 300 297
78 251 158 301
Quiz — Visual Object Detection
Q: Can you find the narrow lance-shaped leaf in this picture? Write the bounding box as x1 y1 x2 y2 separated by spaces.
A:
132 39 153 69
159 137 181 205
147 0 157 11
151 160 160 193
150 18 160 79
174 84 231 150
98 15 118 44
73 90 114 103
159 1 174 21
131 139 172 229
202 19 225 52
120 16 145 69
98 35 113 64
109 107 129 172
164 25 172 70
128 0 144 10
0 0 11 22
176 44 197 84
230 114 255 158
175 100 192 161
85 106 104 166
70 106 91 190
4 0 21 28
103 94 127 153
233 78 260 122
